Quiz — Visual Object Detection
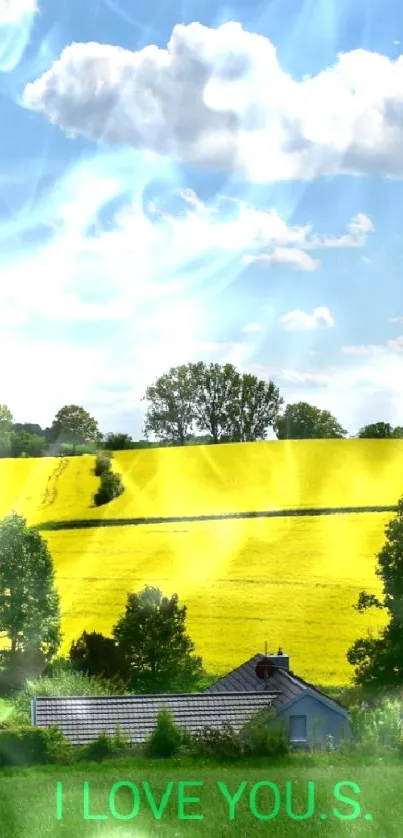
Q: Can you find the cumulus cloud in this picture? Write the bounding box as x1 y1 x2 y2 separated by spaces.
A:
279 306 335 330
246 247 318 271
20 22 403 181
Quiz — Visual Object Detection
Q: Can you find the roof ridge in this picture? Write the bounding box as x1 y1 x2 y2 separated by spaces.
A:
286 671 349 710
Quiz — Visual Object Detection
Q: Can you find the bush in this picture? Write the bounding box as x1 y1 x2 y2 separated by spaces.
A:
190 723 243 761
0 725 72 766
144 709 183 758
94 471 124 506
79 727 131 762
349 698 403 754
94 451 112 477
240 710 289 757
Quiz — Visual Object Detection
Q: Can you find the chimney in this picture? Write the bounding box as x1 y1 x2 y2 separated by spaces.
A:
268 646 290 671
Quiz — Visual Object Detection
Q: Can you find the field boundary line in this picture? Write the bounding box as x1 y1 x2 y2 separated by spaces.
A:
34 504 399 531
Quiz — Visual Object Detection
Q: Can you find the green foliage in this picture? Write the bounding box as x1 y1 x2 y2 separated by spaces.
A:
143 362 283 445
69 631 128 683
50 405 100 451
10 430 45 458
190 723 243 761
103 433 134 450
144 709 183 758
348 495 403 688
80 727 131 762
357 422 394 439
112 585 204 693
0 647 48 695
143 364 197 445
59 442 98 456
94 471 124 505
275 402 348 439
0 725 72 766
0 513 61 661
0 404 13 457
94 451 112 476
240 710 289 757
348 698 403 754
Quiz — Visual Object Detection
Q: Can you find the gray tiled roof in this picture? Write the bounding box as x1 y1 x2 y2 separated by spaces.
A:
32 691 280 745
203 654 348 715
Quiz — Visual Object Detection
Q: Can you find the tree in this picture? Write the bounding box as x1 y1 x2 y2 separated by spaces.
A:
230 372 283 442
10 429 45 458
143 365 197 445
190 362 238 443
103 433 133 450
69 631 128 681
347 496 403 690
274 402 347 439
0 513 61 661
357 422 394 439
0 405 13 457
50 405 100 453
112 585 204 693
12 423 45 438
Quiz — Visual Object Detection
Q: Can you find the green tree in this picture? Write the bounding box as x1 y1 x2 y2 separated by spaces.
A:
230 372 283 442
274 402 347 439
103 433 133 450
69 631 128 681
347 496 403 690
112 586 204 693
0 513 61 660
357 422 394 439
143 365 196 445
50 405 100 453
10 430 45 458
0 405 13 457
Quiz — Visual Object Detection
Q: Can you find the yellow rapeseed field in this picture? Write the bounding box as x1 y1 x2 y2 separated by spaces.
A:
0 439 400 684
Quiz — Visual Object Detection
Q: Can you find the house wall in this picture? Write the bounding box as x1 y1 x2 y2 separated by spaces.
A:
275 694 351 749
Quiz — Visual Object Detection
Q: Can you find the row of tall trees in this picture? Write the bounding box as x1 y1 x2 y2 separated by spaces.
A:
2 364 403 457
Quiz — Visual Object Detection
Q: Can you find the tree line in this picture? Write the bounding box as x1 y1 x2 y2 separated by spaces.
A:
1 362 403 458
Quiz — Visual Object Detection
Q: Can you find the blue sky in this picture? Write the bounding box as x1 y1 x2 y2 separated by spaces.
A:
1 0 403 437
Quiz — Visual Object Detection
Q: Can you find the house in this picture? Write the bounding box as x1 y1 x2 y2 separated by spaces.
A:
203 649 352 748
31 649 351 750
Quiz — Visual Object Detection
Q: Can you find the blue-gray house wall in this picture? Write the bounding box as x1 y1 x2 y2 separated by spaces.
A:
275 692 351 748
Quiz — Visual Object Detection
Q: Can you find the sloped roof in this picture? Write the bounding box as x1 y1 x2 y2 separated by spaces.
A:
203 654 349 716
32 691 280 745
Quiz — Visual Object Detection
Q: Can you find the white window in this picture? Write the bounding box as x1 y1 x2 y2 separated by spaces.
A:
289 714 307 741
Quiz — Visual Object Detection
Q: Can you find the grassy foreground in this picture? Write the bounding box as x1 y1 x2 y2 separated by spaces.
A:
0 755 400 837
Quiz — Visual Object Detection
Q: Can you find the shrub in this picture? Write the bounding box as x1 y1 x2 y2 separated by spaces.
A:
94 471 124 506
12 669 121 725
349 698 403 754
94 451 112 477
79 727 131 762
190 723 243 761
0 725 72 766
240 710 289 757
144 709 183 758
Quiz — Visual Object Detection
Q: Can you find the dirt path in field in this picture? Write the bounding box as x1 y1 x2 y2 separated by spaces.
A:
35 503 398 531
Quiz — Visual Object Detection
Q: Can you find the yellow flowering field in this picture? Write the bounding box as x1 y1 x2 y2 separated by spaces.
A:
2 439 403 525
43 512 391 685
0 438 401 685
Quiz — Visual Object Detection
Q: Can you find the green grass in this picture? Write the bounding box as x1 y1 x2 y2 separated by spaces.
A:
0 754 401 837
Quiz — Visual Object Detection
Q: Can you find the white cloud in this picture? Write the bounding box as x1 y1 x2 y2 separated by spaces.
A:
0 0 36 25
279 306 335 330
20 23 403 182
247 247 319 271
241 322 263 333
280 369 332 386
341 344 385 356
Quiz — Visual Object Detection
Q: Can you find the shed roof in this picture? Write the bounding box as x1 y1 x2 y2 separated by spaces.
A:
32 691 280 745
203 653 349 716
